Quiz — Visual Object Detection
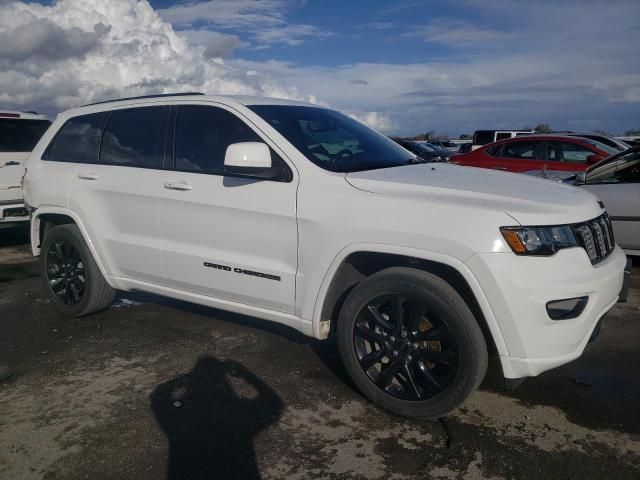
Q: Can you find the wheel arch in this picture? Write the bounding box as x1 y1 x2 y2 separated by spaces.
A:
31 206 114 287
312 245 509 357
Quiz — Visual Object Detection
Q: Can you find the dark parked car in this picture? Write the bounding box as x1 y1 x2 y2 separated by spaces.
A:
452 135 615 173
394 140 451 162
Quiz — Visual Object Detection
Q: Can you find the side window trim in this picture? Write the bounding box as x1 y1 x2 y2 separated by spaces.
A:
169 104 293 183
165 105 177 170
95 110 112 165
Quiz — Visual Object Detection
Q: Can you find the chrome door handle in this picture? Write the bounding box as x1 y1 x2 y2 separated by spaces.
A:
164 181 192 191
77 172 99 180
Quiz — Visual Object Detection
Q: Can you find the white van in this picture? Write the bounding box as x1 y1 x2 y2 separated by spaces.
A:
471 129 534 150
0 111 50 223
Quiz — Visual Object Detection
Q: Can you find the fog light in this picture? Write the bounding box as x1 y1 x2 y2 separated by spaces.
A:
546 296 588 320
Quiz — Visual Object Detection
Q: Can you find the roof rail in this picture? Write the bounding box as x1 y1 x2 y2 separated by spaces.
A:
83 92 205 107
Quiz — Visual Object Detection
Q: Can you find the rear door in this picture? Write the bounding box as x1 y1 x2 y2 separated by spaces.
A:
491 139 546 172
68 105 168 284
0 118 50 203
156 103 298 314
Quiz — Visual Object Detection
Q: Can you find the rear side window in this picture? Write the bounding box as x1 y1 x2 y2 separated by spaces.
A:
0 119 50 152
44 113 107 163
100 106 168 168
501 141 542 160
174 105 262 174
546 141 594 162
495 132 511 141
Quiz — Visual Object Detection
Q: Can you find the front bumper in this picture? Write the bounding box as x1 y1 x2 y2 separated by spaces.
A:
0 201 29 223
466 246 627 379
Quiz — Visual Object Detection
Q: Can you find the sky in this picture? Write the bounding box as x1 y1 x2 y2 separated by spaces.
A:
0 0 638 136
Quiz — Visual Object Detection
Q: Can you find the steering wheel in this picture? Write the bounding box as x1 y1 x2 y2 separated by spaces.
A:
331 149 354 163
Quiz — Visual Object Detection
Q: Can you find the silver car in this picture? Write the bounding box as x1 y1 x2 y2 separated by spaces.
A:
574 148 640 255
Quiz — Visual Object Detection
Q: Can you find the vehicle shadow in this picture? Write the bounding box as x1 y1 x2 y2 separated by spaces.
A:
125 291 359 392
0 223 29 248
150 355 283 480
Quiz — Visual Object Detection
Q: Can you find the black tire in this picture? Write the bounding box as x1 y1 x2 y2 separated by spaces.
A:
337 267 488 418
41 224 116 316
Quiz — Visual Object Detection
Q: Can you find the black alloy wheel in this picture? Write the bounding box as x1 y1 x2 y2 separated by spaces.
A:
337 267 488 418
40 224 116 316
353 294 458 400
45 239 86 305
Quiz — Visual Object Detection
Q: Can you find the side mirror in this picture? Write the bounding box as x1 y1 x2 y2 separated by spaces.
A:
224 142 277 179
586 154 600 163
575 171 587 184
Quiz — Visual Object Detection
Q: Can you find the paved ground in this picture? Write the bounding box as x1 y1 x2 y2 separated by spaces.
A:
1 223 639 480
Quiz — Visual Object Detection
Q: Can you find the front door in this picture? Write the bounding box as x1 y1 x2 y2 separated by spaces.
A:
157 104 298 314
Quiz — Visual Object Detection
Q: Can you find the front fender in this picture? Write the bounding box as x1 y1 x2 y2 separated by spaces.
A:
309 242 509 357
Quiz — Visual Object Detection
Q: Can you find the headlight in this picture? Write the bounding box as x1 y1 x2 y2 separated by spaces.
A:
500 225 577 256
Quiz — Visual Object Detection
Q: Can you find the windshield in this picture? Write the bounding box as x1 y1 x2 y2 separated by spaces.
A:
0 119 51 152
586 149 640 183
248 105 413 172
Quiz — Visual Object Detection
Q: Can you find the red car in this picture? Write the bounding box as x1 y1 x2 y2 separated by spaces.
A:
451 135 614 172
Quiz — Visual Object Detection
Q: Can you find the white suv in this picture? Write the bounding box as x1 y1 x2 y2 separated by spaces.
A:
0 111 50 223
23 94 630 417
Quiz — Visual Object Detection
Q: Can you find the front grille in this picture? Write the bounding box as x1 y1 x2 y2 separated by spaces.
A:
572 213 615 265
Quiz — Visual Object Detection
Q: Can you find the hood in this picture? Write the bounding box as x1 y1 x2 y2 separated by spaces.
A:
346 163 603 225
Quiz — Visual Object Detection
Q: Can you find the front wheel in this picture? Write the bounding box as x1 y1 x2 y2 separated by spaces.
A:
41 224 116 317
337 267 488 418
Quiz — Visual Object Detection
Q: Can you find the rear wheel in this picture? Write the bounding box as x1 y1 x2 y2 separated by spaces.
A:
41 224 115 316
337 267 488 418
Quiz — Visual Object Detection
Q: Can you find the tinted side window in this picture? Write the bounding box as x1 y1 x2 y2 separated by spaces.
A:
44 113 107 163
100 106 168 168
0 119 51 152
546 141 593 162
174 105 262 174
501 141 542 160
496 132 511 141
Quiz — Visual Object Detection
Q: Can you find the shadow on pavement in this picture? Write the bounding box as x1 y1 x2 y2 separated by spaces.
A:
0 223 29 248
150 355 283 480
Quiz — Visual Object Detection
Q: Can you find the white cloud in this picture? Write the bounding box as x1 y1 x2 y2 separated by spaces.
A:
251 24 332 48
0 0 305 114
177 29 246 58
158 0 328 49
593 74 640 103
404 19 514 46
346 111 395 133
0 0 638 136
158 0 286 28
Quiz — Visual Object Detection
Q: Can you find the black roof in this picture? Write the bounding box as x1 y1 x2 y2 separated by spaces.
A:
83 92 205 107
